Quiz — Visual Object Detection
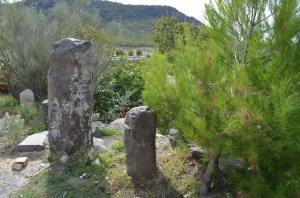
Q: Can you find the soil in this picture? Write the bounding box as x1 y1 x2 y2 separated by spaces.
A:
0 146 47 198
0 115 123 198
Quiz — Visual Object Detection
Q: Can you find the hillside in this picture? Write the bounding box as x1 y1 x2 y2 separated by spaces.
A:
23 0 202 46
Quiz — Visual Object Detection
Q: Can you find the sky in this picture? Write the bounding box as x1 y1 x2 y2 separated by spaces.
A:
108 0 210 23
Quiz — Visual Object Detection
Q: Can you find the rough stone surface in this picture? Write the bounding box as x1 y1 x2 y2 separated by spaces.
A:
12 163 23 171
48 38 93 154
93 137 109 153
17 131 48 152
124 106 157 180
41 99 48 126
20 89 34 106
106 118 125 131
92 121 106 138
168 128 179 148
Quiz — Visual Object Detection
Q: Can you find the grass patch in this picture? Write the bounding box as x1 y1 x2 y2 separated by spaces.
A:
0 95 18 117
102 128 122 137
112 140 124 152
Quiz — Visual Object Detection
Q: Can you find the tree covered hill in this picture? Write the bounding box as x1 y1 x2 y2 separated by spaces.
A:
23 0 201 46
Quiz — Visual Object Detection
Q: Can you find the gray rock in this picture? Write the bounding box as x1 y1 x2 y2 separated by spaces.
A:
218 154 244 174
168 128 179 148
17 131 48 152
106 118 125 131
93 137 109 153
189 145 209 160
20 89 34 106
92 121 106 138
59 155 69 164
124 106 157 180
48 38 93 154
41 99 48 126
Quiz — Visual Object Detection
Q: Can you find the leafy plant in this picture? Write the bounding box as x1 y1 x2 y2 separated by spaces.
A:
136 49 142 56
0 115 26 148
94 61 144 123
143 1 300 196
112 140 125 152
128 50 134 56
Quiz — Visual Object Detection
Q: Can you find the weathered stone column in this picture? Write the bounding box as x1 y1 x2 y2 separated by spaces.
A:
48 38 93 155
124 106 157 180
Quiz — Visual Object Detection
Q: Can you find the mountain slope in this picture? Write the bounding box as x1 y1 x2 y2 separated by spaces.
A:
24 0 202 46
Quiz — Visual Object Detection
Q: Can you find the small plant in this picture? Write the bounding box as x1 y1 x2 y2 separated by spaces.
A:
116 49 125 56
0 115 26 147
18 103 47 134
0 95 19 117
102 128 122 137
112 140 125 152
136 49 142 56
128 50 134 56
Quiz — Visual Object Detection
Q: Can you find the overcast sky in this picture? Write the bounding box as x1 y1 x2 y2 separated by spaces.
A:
108 0 210 23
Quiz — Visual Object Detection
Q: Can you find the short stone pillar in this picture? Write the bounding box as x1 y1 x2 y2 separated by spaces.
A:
124 106 157 180
20 89 34 106
48 38 93 155
41 99 48 126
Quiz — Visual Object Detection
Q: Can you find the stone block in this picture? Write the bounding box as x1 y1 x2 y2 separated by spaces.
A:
124 106 157 180
12 163 23 171
20 89 34 106
14 157 28 167
17 131 48 152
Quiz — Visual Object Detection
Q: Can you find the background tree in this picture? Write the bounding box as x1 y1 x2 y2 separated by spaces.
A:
153 16 184 54
0 0 111 101
143 0 300 196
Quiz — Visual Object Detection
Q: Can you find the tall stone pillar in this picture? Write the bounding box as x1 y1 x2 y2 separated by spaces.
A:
48 38 93 155
124 106 157 180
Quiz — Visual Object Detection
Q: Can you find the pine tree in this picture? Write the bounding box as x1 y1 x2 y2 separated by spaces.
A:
143 0 300 196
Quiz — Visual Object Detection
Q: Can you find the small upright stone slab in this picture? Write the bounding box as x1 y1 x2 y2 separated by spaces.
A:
17 131 48 152
41 99 48 126
124 106 157 180
20 89 34 106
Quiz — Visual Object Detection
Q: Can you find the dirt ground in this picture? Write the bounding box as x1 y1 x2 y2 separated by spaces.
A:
0 145 47 198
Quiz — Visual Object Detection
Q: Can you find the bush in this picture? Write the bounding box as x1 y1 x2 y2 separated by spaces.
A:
94 61 144 123
0 95 19 117
0 115 26 148
128 50 134 56
116 49 125 56
18 103 47 134
136 49 142 56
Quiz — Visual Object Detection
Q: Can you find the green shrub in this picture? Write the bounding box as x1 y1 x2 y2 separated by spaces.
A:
128 50 134 56
18 103 47 134
0 115 26 147
94 61 144 123
116 49 125 56
112 140 124 152
0 95 19 117
136 49 142 56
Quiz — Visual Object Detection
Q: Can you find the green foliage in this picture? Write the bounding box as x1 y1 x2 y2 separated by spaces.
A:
0 1 111 101
0 95 18 117
0 65 9 94
94 61 144 123
128 50 134 56
112 140 125 152
17 103 46 134
153 16 184 54
0 115 26 148
102 128 122 137
136 49 142 56
116 49 125 56
144 0 300 196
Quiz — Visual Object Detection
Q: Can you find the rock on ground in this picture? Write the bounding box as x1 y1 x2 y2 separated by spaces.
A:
17 131 48 152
